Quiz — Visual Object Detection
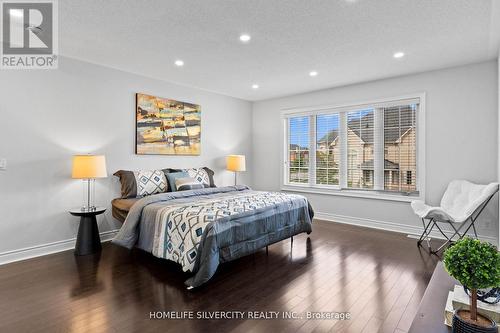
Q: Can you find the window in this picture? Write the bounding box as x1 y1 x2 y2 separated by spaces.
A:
284 95 422 199
406 171 412 185
316 114 340 185
288 116 309 184
347 109 374 189
384 104 417 192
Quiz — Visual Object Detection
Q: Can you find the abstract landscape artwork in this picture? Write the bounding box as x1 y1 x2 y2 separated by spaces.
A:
136 93 201 155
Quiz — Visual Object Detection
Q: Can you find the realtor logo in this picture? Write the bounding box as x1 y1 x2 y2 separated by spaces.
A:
1 0 58 69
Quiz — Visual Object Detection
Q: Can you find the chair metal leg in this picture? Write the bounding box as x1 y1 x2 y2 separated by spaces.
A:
460 217 479 239
426 221 436 250
448 223 462 242
434 224 461 254
433 221 464 254
417 218 428 244
459 192 496 240
417 218 433 247
435 222 454 241
431 222 454 254
433 236 452 254
472 222 478 238
433 241 450 254
419 219 457 254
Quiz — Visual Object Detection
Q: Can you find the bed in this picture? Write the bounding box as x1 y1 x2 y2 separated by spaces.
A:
112 185 314 288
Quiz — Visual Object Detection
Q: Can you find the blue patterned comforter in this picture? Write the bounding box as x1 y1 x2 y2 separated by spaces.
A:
113 186 313 288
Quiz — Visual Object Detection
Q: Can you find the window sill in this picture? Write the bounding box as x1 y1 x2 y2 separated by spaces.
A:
281 184 422 203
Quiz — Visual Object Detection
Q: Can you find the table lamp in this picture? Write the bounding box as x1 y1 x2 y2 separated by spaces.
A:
72 155 107 212
226 155 246 185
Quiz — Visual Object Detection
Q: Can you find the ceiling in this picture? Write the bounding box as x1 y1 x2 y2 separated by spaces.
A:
56 0 500 101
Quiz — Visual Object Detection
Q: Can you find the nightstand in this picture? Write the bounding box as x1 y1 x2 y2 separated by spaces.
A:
70 207 106 256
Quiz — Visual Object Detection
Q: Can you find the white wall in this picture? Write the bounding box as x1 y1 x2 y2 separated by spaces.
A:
253 61 499 241
0 57 253 255
0 58 497 260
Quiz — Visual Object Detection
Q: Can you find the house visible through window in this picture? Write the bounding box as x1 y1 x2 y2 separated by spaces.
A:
284 96 420 197
406 171 412 185
288 116 309 184
316 114 340 185
347 109 374 189
384 104 417 192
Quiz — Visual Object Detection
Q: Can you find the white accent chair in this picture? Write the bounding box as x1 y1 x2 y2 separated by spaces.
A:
411 180 498 254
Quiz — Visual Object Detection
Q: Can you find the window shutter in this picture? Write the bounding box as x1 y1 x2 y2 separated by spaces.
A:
316 114 340 185
382 104 418 193
346 109 374 189
288 116 310 184
283 97 420 196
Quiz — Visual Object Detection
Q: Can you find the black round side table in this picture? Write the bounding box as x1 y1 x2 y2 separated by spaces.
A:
70 207 106 256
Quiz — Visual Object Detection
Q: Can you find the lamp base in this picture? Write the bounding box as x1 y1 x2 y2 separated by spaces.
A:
81 179 96 212
80 206 97 212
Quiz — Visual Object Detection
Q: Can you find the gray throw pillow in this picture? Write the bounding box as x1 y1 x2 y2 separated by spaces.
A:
166 171 190 192
167 167 216 187
175 177 204 191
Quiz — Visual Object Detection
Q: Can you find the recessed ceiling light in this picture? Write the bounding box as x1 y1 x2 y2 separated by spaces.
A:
252 84 259 89
174 60 184 67
393 52 405 59
9 9 23 18
240 34 251 43
309 71 318 77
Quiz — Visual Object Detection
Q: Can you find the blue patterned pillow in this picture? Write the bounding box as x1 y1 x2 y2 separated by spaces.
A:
133 170 167 197
166 172 190 192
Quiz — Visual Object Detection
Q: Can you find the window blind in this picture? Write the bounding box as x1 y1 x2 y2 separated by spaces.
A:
284 97 420 196
346 109 374 189
316 114 340 185
288 116 310 184
382 104 417 193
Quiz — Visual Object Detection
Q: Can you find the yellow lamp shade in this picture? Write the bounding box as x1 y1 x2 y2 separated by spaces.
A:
72 155 107 179
226 155 246 172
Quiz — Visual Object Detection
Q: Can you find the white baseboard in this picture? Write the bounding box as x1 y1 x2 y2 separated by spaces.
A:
0 229 119 266
0 213 496 266
314 212 498 244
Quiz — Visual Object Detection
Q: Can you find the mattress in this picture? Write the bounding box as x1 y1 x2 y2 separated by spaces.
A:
111 198 139 222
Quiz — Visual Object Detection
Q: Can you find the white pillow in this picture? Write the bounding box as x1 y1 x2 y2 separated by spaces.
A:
133 170 167 197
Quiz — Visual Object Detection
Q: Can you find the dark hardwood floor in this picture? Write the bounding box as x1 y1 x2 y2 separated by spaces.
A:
0 220 441 333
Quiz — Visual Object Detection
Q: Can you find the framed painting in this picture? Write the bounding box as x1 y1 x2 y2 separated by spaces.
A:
136 93 201 155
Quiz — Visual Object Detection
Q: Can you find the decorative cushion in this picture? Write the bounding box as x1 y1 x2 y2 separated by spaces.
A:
114 169 170 198
114 170 137 198
168 167 216 188
134 170 167 197
166 171 190 192
175 177 204 191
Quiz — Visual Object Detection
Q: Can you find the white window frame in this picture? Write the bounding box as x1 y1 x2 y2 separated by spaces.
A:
280 93 426 203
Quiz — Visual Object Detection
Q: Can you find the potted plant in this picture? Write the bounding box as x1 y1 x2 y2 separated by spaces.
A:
443 237 500 333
